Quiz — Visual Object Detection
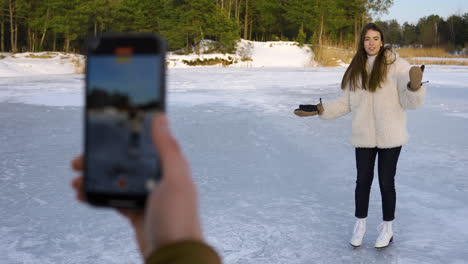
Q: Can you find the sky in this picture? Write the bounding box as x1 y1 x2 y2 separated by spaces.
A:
378 0 468 25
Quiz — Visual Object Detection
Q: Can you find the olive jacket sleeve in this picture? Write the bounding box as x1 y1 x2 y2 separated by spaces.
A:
146 240 222 264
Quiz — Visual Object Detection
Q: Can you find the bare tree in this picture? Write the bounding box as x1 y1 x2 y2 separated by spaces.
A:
243 0 248 39
9 0 16 53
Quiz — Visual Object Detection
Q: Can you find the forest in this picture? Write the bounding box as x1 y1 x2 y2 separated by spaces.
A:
1 0 467 54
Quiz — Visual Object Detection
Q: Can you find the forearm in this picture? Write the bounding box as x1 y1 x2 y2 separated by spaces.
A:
399 84 426 109
319 91 351 120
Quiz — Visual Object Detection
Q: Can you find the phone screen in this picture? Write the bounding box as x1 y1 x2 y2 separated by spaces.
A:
85 53 162 195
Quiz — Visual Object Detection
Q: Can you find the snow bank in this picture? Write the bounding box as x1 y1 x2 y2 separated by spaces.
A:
3 43 468 77
412 57 468 62
0 52 84 77
167 39 317 68
0 40 315 77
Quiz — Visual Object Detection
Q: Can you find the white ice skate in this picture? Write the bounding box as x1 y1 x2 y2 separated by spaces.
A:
350 218 366 247
375 221 393 248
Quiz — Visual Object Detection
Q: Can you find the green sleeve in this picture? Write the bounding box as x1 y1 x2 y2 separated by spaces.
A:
145 240 222 264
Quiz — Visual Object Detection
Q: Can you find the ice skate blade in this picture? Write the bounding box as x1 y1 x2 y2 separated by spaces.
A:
375 236 393 249
350 243 361 248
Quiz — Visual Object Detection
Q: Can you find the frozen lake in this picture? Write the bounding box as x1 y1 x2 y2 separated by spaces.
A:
1 66 467 263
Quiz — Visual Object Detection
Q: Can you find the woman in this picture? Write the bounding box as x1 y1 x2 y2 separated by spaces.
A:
294 23 426 248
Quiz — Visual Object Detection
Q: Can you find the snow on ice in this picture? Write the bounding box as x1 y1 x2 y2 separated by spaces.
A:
0 43 467 263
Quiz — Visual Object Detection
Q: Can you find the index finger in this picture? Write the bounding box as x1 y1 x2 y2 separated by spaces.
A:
72 155 84 171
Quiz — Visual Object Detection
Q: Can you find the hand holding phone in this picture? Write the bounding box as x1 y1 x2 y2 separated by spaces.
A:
85 33 166 208
72 114 204 259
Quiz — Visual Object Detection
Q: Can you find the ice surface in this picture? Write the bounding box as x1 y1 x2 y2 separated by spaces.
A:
0 74 83 106
1 65 468 263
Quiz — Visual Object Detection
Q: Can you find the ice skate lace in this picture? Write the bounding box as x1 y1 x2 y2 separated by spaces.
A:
353 220 365 236
377 223 388 240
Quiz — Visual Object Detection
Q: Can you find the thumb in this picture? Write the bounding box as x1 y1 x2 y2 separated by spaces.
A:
151 113 186 171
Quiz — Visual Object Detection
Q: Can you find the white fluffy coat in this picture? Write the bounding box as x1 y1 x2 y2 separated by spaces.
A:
319 51 425 148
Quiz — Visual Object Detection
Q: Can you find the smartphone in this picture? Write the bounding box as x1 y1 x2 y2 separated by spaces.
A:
84 33 166 209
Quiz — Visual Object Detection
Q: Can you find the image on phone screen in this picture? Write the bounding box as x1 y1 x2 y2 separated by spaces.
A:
86 53 162 195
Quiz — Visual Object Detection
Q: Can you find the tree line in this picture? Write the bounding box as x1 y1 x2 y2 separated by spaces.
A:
376 14 468 52
1 0 466 54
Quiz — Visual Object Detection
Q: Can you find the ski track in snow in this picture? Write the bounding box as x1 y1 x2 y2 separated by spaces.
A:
0 65 467 263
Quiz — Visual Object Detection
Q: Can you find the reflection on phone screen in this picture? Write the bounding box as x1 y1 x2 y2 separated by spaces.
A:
86 54 162 194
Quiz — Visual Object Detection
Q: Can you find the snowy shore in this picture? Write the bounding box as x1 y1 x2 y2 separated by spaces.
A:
0 40 316 77
2 40 468 77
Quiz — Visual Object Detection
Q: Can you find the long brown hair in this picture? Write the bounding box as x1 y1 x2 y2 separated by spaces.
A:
341 23 395 92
